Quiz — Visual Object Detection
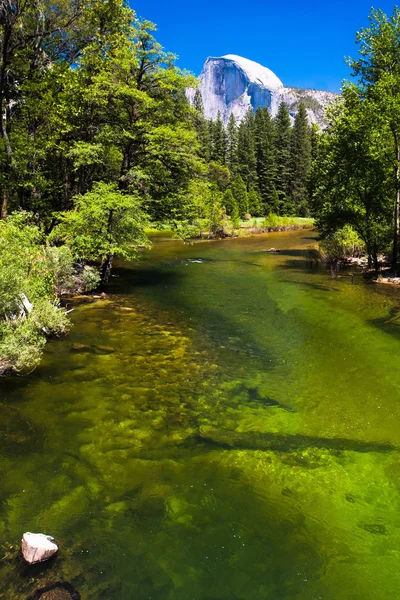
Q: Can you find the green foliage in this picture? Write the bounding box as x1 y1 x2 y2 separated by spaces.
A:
173 179 229 240
274 102 293 213
319 226 366 266
81 266 102 292
52 182 149 262
311 84 394 267
208 162 231 191
209 112 227 164
254 107 276 213
0 213 71 374
231 202 240 229
295 96 322 111
261 214 314 229
230 175 248 217
223 189 236 215
290 103 312 214
192 89 210 161
346 6 400 269
248 187 262 217
237 109 257 189
226 114 239 173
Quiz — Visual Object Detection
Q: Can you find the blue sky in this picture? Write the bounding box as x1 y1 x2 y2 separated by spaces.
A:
129 0 396 92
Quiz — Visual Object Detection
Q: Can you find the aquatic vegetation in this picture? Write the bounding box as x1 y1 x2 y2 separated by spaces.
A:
1 230 400 599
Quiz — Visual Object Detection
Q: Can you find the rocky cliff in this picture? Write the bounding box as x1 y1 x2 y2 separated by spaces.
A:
187 55 338 127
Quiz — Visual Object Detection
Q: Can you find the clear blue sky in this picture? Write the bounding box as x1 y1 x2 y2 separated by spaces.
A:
129 0 396 93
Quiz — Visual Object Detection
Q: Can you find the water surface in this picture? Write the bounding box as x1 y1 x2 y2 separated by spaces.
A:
1 229 400 599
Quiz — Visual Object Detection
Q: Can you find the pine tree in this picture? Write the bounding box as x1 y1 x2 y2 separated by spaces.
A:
226 113 238 173
231 200 240 228
290 103 312 215
237 109 257 189
223 188 236 215
248 187 262 216
310 123 320 161
274 102 293 214
192 89 210 161
230 174 248 216
210 111 226 164
254 107 277 213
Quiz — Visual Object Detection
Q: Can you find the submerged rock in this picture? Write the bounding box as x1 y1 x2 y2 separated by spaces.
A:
94 345 116 354
28 582 81 599
21 532 58 564
70 343 91 353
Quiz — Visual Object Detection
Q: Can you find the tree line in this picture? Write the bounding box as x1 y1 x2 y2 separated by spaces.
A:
192 91 316 220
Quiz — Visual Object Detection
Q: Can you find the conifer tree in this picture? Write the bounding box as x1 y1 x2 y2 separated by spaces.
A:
310 123 320 161
230 174 248 216
223 188 236 215
231 200 240 228
210 111 226 164
237 109 257 189
192 89 210 161
248 187 262 216
254 107 277 213
274 102 293 214
290 103 312 215
226 113 239 173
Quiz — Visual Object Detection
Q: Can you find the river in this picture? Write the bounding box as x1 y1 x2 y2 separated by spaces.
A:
1 229 400 599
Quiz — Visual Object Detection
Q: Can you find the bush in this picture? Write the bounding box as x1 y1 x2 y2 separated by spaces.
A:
81 266 101 292
319 225 365 267
0 212 72 375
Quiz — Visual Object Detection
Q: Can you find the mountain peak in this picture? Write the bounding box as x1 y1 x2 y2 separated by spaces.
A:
221 55 284 92
187 55 338 127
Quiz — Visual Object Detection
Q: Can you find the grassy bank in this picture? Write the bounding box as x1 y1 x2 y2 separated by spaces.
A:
240 215 315 233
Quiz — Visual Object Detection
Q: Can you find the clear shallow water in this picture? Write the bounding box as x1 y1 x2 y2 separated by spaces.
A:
2 230 400 598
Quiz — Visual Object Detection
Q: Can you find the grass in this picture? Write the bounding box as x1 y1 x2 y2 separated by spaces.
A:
240 215 315 231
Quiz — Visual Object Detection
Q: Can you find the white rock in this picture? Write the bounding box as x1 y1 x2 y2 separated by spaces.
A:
187 54 338 127
21 532 58 564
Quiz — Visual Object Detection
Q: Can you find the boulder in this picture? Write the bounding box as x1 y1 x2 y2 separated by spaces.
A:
70 343 91 353
21 532 58 564
28 582 81 600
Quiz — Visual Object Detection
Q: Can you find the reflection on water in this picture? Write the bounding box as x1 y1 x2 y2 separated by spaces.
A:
1 230 400 599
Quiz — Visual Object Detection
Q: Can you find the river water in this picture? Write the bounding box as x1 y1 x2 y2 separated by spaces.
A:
1 229 400 599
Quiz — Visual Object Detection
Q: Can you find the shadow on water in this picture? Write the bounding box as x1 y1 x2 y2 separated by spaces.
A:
278 279 340 293
368 305 400 341
196 429 397 456
110 264 278 369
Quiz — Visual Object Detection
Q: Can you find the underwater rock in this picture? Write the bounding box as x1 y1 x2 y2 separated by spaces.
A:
21 532 58 564
94 345 116 354
196 428 397 454
70 344 91 353
28 582 81 599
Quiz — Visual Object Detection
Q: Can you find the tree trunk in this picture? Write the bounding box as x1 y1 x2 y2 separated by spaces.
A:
100 254 114 286
392 130 400 273
1 187 7 218
373 245 379 272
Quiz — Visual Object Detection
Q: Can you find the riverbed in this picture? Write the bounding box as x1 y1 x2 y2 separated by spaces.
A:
1 229 400 599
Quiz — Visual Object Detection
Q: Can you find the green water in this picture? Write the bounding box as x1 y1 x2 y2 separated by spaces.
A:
2 229 400 599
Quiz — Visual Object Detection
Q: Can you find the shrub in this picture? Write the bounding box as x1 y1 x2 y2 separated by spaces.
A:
319 225 365 267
